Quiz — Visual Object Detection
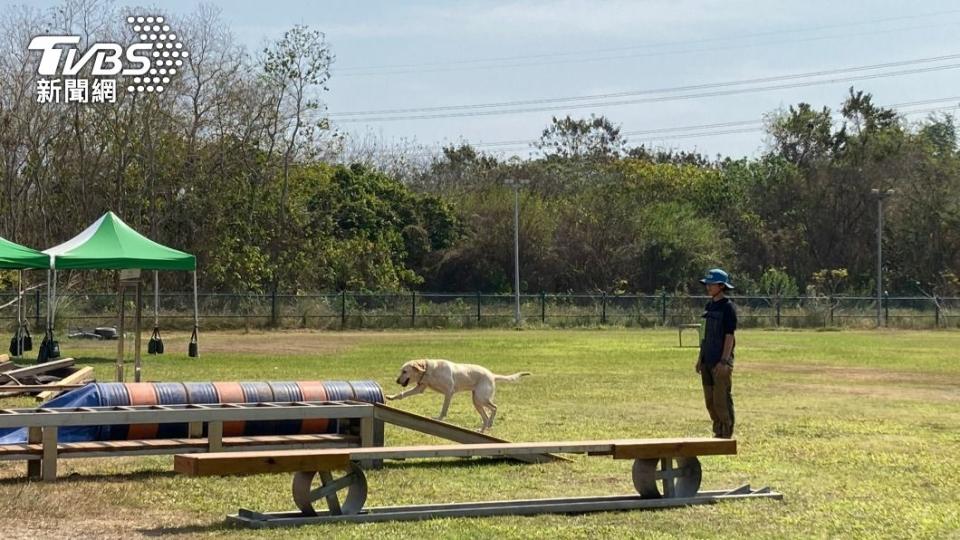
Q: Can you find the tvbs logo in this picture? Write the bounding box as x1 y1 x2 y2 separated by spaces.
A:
29 15 188 103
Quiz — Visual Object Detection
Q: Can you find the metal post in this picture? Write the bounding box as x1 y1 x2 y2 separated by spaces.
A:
16 270 23 359
884 291 889 327
153 270 159 328
660 291 667 326
117 285 125 382
775 297 781 327
871 188 894 328
505 178 528 327
192 270 200 358
271 289 278 327
876 195 883 327
476 291 481 323
540 292 546 323
829 295 835 326
340 291 346 330
411 291 416 328
134 281 142 382
601 292 607 325
513 185 521 326
935 296 941 327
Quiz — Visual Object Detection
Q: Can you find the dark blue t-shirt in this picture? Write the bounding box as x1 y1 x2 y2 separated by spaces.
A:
699 297 737 366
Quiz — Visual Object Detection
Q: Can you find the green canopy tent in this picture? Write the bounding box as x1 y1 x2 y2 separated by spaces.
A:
43 212 199 380
0 236 50 358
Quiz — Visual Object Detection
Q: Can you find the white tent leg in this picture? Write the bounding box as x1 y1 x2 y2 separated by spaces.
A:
154 270 159 328
50 269 56 332
16 270 23 359
192 270 199 357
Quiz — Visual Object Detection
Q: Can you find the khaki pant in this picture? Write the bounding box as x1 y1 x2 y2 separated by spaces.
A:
702 363 734 438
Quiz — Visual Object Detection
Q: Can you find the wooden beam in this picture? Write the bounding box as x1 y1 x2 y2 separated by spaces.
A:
0 358 75 383
0 384 85 396
174 438 735 477
372 403 566 463
175 451 351 477
612 438 736 459
34 367 95 401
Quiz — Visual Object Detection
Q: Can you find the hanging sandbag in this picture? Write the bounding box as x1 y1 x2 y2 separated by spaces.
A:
8 332 21 356
37 329 59 363
22 324 32 352
188 326 198 358
148 326 164 355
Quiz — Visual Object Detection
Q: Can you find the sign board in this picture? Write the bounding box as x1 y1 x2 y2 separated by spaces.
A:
119 269 142 282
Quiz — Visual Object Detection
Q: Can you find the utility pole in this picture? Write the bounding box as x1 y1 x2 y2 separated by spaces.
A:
505 178 529 326
870 188 894 327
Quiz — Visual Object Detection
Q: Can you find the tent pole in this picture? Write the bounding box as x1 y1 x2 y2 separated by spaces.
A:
134 280 142 382
154 270 159 328
192 270 199 357
45 269 51 335
116 275 124 382
16 270 23 359
50 269 56 333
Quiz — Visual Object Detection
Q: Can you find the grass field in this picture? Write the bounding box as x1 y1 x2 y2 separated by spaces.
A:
1 329 958 539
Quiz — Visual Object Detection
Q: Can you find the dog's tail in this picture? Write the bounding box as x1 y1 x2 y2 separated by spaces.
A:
494 372 532 383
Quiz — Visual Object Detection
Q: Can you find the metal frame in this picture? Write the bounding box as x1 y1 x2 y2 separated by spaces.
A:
225 451 779 528
230 487 782 527
174 438 769 527
0 400 382 482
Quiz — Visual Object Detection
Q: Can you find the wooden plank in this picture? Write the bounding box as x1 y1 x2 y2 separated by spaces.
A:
41 426 57 481
611 438 736 459
26 426 41 479
372 403 565 464
0 358 75 383
175 451 351 477
208 421 223 452
1 384 86 392
0 384 85 395
174 438 736 477
1 434 360 458
35 367 95 401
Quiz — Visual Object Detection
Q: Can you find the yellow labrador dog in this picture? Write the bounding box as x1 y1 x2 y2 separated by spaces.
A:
386 359 530 432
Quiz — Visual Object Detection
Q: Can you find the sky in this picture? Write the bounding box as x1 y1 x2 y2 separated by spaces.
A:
9 0 960 159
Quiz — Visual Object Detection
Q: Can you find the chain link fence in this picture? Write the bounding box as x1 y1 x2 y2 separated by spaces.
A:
3 290 959 332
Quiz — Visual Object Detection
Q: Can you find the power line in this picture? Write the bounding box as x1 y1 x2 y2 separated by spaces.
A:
330 54 960 118
373 102 959 158
470 97 960 147
332 62 960 123
334 9 960 75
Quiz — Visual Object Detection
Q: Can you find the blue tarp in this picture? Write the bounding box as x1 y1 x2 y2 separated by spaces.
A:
0 384 102 444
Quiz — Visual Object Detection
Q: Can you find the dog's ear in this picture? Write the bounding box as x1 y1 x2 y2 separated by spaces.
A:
412 360 427 373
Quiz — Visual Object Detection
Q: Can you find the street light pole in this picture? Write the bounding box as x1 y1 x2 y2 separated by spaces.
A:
870 188 894 327
505 178 529 326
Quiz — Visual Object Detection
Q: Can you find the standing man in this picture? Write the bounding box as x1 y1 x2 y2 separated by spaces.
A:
696 268 737 439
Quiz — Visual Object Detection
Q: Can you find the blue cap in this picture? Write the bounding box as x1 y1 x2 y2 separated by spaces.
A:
699 268 734 289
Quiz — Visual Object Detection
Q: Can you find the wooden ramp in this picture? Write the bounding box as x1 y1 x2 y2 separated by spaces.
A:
371 403 567 463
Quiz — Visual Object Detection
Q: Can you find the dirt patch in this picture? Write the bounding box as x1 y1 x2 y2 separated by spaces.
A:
744 362 960 387
771 381 960 403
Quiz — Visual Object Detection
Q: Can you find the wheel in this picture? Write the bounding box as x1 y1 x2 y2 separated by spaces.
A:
291 462 368 516
632 456 702 498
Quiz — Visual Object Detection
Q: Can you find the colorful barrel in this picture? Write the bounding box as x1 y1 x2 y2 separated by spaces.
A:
91 380 383 441
96 383 131 440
